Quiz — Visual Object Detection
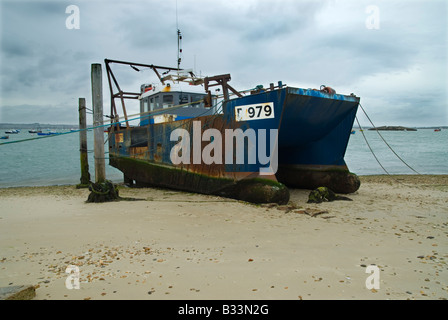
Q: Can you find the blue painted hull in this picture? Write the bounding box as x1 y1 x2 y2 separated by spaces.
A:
221 87 360 192
224 87 359 166
37 132 58 136
109 86 360 200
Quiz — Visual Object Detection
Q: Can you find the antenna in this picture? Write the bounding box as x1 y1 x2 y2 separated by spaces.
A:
177 29 182 70
176 0 182 70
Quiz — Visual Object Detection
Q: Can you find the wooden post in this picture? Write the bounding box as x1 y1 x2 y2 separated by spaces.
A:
91 63 106 183
77 98 90 187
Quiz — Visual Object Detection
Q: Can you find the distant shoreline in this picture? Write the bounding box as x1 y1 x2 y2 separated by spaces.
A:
0 123 78 130
368 126 417 131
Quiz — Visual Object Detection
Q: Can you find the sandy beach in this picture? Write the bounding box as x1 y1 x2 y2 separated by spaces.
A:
0 175 447 300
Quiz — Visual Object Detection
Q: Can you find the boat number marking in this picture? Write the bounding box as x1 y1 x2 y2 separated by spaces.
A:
116 133 124 144
235 102 274 122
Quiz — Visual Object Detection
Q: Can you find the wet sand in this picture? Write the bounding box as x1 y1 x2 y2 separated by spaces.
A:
0 175 447 300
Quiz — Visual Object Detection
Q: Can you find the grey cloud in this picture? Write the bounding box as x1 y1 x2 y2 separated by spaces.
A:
239 1 323 41
0 0 447 127
1 103 78 124
1 36 34 58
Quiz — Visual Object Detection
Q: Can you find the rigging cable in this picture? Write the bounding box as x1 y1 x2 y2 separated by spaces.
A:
0 97 218 147
355 116 392 176
358 103 422 175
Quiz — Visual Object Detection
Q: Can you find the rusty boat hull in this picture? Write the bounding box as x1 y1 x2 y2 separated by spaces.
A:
108 84 360 204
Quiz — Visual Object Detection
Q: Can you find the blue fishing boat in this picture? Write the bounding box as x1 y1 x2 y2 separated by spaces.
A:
105 59 360 204
0 135 9 139
37 131 57 136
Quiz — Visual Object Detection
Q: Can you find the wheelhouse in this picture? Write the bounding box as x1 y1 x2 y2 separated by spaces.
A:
139 85 216 126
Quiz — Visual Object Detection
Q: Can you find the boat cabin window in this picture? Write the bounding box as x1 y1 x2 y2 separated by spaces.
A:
140 91 210 116
162 94 174 108
191 94 203 108
154 96 160 110
179 94 189 105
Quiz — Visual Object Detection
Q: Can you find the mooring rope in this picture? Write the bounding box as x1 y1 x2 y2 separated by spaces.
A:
355 116 425 188
3 92 423 180
0 97 211 146
358 103 422 175
0 84 262 147
355 116 392 176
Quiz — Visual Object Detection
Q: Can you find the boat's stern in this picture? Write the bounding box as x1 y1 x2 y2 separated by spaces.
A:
221 85 361 193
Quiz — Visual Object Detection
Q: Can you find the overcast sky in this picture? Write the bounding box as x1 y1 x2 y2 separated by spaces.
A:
1 0 447 127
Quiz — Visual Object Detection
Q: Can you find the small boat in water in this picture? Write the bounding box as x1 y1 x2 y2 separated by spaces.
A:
105 58 361 204
0 135 9 139
434 128 441 132
5 129 19 134
37 131 58 136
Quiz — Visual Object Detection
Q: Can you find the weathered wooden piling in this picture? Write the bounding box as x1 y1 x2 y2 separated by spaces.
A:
91 63 106 183
87 63 119 202
77 97 91 188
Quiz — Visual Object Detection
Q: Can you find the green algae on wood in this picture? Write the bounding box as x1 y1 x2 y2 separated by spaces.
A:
307 187 353 203
86 180 120 203
110 156 289 204
276 166 361 194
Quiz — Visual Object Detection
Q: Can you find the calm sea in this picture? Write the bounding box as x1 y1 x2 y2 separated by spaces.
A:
0 128 447 188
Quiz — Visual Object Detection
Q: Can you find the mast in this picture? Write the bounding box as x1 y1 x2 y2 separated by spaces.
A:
177 29 182 70
176 0 182 70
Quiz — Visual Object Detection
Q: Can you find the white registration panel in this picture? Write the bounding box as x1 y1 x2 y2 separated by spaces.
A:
235 102 275 122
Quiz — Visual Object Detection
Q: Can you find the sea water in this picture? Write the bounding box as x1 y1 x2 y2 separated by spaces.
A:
0 128 446 188
345 129 447 175
0 130 123 188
